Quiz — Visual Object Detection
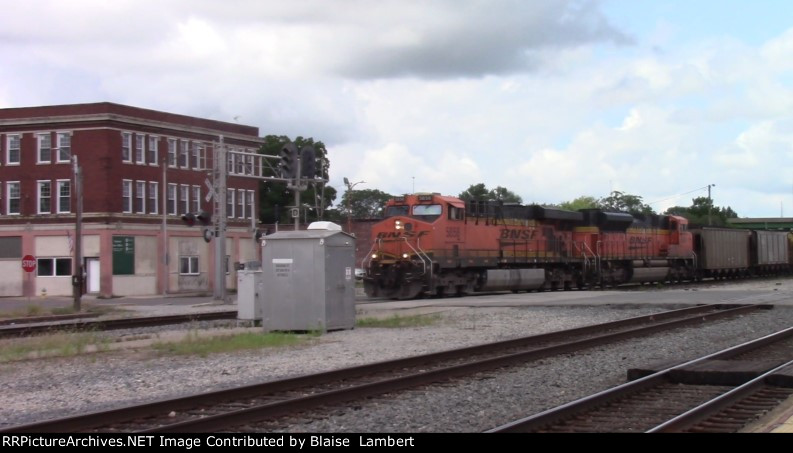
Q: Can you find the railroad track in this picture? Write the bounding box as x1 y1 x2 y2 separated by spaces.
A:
488 326 793 433
0 303 769 433
0 311 239 338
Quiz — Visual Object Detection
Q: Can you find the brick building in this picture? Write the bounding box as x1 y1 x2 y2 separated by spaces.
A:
0 102 264 298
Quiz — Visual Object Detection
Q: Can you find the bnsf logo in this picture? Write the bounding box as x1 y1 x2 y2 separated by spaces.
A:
500 229 536 240
376 231 430 239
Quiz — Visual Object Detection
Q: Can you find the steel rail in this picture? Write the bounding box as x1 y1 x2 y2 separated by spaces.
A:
0 310 238 338
487 325 793 433
0 304 764 433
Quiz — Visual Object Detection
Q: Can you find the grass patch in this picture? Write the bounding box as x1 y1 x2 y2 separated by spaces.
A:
0 330 112 363
356 313 442 328
152 331 307 357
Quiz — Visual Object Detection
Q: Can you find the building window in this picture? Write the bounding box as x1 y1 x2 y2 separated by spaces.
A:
226 188 235 218
37 180 51 214
148 181 159 214
238 189 245 218
179 140 189 168
121 132 132 163
57 132 71 163
227 152 235 175
135 135 145 164
37 257 72 277
122 180 132 213
167 183 177 215
7 182 20 215
168 139 177 167
191 185 201 213
38 133 52 164
198 145 206 170
135 181 145 213
191 143 200 170
180 185 189 215
248 190 255 219
179 256 199 275
57 180 71 213
7 134 20 165
148 136 158 165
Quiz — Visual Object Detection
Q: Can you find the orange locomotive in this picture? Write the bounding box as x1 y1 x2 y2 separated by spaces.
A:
362 193 695 299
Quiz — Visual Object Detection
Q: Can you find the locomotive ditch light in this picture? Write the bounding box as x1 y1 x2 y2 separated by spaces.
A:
402 253 409 259
372 253 378 259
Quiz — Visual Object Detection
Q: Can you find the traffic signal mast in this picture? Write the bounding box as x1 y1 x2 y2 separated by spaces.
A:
203 140 327 301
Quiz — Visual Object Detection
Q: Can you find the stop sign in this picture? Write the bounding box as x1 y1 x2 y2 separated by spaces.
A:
22 255 36 273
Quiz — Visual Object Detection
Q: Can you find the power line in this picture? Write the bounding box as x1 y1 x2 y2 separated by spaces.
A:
647 185 710 206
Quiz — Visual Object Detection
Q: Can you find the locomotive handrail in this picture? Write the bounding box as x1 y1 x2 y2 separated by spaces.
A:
402 237 430 279
361 238 381 271
415 237 434 283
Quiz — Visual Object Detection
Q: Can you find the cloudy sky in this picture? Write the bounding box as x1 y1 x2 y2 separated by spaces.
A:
2 0 792 217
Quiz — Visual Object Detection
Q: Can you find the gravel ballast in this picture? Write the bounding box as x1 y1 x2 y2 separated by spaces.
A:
1 300 792 432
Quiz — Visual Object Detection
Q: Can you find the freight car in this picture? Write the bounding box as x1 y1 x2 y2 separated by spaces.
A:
362 193 791 299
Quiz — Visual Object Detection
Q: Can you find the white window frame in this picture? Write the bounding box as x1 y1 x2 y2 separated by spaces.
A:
167 183 177 215
135 181 146 214
148 136 158 166
179 256 199 275
191 185 201 214
227 152 235 175
37 133 52 164
7 181 20 215
56 132 71 163
191 142 200 170
168 138 177 167
135 135 145 164
179 140 189 168
148 181 159 215
7 134 20 165
226 188 235 219
122 179 132 213
248 190 255 220
37 180 51 214
121 132 132 163
180 185 189 215
56 179 71 214
237 189 245 219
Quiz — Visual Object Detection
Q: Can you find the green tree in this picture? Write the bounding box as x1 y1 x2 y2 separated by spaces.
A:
489 186 523 204
664 196 738 227
338 188 394 219
257 135 337 224
558 195 599 211
458 183 522 203
458 183 489 201
598 191 655 215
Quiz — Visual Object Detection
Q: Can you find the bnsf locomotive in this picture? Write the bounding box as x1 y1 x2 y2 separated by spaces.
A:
362 193 790 299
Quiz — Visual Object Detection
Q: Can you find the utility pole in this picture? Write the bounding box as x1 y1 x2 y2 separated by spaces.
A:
707 183 715 226
72 155 83 311
213 137 227 302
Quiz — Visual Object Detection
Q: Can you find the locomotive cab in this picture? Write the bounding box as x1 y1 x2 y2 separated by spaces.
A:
365 194 463 299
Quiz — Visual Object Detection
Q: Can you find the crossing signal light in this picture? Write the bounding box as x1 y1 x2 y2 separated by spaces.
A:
181 212 196 227
300 145 316 179
279 143 298 179
196 211 211 226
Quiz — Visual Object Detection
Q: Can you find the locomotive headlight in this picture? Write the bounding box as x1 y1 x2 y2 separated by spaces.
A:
402 253 409 259
395 220 403 230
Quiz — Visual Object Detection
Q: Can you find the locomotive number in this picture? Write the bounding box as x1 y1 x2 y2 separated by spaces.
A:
446 226 461 241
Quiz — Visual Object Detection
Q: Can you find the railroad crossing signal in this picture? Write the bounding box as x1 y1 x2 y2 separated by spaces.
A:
279 143 298 179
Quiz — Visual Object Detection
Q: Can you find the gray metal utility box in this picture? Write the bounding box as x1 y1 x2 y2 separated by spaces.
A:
260 223 356 332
